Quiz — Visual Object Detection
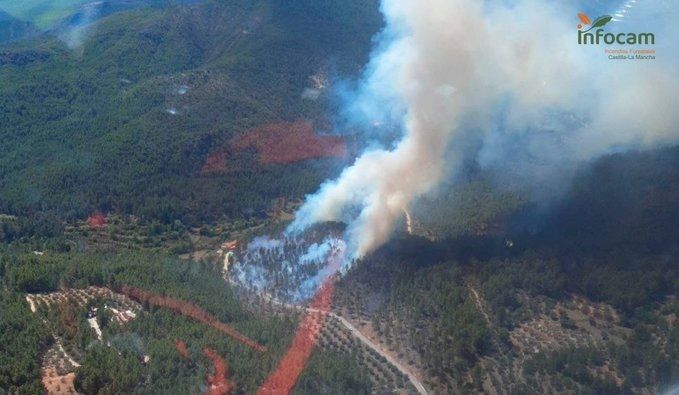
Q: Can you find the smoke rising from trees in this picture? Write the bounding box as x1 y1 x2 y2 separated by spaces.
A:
288 0 678 260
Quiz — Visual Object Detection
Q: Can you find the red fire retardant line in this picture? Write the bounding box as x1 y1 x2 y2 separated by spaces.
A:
87 212 106 229
118 286 266 352
257 272 340 394
204 348 235 395
173 339 190 359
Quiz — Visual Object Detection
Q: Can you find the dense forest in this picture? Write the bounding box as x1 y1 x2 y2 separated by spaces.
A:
0 5 383 389
334 146 679 393
0 0 382 228
1 0 677 394
0 249 371 393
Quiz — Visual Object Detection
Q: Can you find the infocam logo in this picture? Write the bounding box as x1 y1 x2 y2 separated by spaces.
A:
577 12 654 45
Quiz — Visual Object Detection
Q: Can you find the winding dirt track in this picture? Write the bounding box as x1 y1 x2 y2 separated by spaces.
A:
321 310 428 395
468 283 493 327
257 288 428 395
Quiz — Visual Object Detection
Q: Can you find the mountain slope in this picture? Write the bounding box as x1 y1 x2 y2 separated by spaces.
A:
0 0 382 227
332 146 679 393
0 10 37 43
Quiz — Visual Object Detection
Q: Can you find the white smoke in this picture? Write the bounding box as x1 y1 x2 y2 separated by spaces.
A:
231 235 345 301
288 0 679 259
58 1 103 49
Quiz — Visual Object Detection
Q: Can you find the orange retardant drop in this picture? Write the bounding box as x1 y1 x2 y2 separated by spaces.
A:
203 348 234 395
231 121 347 165
257 265 340 394
173 339 190 359
87 212 106 229
118 286 266 352
201 147 228 175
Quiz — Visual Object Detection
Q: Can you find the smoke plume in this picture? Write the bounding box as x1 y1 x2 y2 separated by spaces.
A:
58 2 102 49
288 0 679 260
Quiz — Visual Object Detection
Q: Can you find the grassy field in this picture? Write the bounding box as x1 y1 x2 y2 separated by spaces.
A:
0 0 91 28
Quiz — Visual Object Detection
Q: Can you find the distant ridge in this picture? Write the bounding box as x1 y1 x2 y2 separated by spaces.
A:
0 9 38 44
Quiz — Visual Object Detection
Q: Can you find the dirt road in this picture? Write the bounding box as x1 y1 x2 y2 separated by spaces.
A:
468 283 493 327
252 285 428 395
322 310 428 395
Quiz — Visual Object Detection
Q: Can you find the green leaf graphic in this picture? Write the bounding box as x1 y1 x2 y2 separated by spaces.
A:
592 15 613 28
583 15 613 32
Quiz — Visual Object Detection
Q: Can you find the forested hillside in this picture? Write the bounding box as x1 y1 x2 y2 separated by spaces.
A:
1 139 677 394
0 0 382 229
1 1 676 394
0 4 384 391
0 250 371 393
0 10 36 43
0 0 198 30
334 146 679 393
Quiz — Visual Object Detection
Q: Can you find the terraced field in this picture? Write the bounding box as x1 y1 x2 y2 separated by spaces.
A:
330 275 658 394
25 287 143 394
233 285 421 394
